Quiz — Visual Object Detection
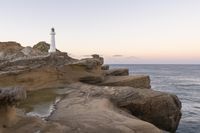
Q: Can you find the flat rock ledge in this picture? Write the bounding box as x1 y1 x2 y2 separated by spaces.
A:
103 68 129 76
99 75 151 89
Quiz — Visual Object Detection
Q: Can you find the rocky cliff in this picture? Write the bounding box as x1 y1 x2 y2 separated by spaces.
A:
0 42 182 133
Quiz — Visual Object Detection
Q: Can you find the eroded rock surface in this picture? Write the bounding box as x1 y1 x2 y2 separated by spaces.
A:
0 42 182 133
49 83 162 133
104 68 129 76
99 75 151 89
49 82 181 132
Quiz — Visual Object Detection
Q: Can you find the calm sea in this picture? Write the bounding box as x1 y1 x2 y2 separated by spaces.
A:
110 64 200 133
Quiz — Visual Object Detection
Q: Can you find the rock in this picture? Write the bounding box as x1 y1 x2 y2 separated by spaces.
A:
0 87 26 129
49 83 162 133
92 54 104 65
59 82 181 132
99 75 151 89
0 42 24 61
104 68 129 76
33 41 60 53
0 87 26 106
101 65 109 70
70 58 102 70
111 86 182 133
2 116 71 133
79 75 104 84
21 46 45 56
33 41 50 53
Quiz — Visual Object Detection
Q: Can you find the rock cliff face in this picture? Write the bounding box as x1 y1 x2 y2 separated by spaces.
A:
0 42 182 133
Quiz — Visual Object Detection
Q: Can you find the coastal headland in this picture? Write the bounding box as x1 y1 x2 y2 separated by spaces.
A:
0 41 181 133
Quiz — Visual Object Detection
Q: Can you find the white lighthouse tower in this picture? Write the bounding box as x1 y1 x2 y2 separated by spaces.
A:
49 27 56 53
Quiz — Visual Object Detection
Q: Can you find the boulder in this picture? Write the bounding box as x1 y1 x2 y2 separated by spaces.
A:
33 41 61 53
57 82 181 132
99 75 151 89
101 65 109 70
0 87 26 106
32 41 50 53
91 54 104 65
70 58 102 70
49 83 162 133
0 87 26 129
104 68 129 76
0 42 24 61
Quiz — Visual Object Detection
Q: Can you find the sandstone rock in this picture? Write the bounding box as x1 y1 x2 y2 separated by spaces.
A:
101 65 109 70
104 68 129 76
21 46 45 56
60 82 181 132
79 75 104 84
70 58 102 70
0 87 26 130
49 83 162 133
99 75 151 89
91 54 104 65
0 87 26 106
2 116 71 133
0 42 24 61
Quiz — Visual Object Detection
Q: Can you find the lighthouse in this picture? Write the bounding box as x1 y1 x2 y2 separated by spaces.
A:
49 27 56 53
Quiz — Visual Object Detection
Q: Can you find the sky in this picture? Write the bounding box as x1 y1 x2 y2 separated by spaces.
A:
0 0 200 64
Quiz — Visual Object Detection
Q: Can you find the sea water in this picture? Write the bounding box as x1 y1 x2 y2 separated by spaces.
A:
110 64 200 133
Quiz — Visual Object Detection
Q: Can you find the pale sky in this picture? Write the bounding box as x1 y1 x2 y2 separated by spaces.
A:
0 0 200 64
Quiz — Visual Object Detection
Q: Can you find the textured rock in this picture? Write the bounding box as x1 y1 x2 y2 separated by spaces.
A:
0 87 26 106
33 41 61 53
49 83 162 133
79 75 104 84
101 65 109 70
0 87 26 130
70 58 102 70
33 41 50 53
58 82 181 132
104 68 129 76
0 42 24 61
2 116 71 133
0 42 182 132
92 54 104 65
99 75 151 89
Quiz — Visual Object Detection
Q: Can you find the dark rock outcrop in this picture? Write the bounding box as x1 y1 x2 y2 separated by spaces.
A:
104 68 129 76
0 87 26 106
33 41 50 53
0 87 26 130
79 75 104 84
33 41 61 53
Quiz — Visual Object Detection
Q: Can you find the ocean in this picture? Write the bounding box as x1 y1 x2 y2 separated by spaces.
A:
110 64 200 133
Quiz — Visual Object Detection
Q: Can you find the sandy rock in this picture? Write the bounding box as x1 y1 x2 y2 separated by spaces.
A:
60 82 181 132
104 68 129 76
71 58 102 70
2 116 71 133
92 54 104 65
79 75 104 84
49 83 162 133
33 41 61 53
0 87 26 106
99 75 151 89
